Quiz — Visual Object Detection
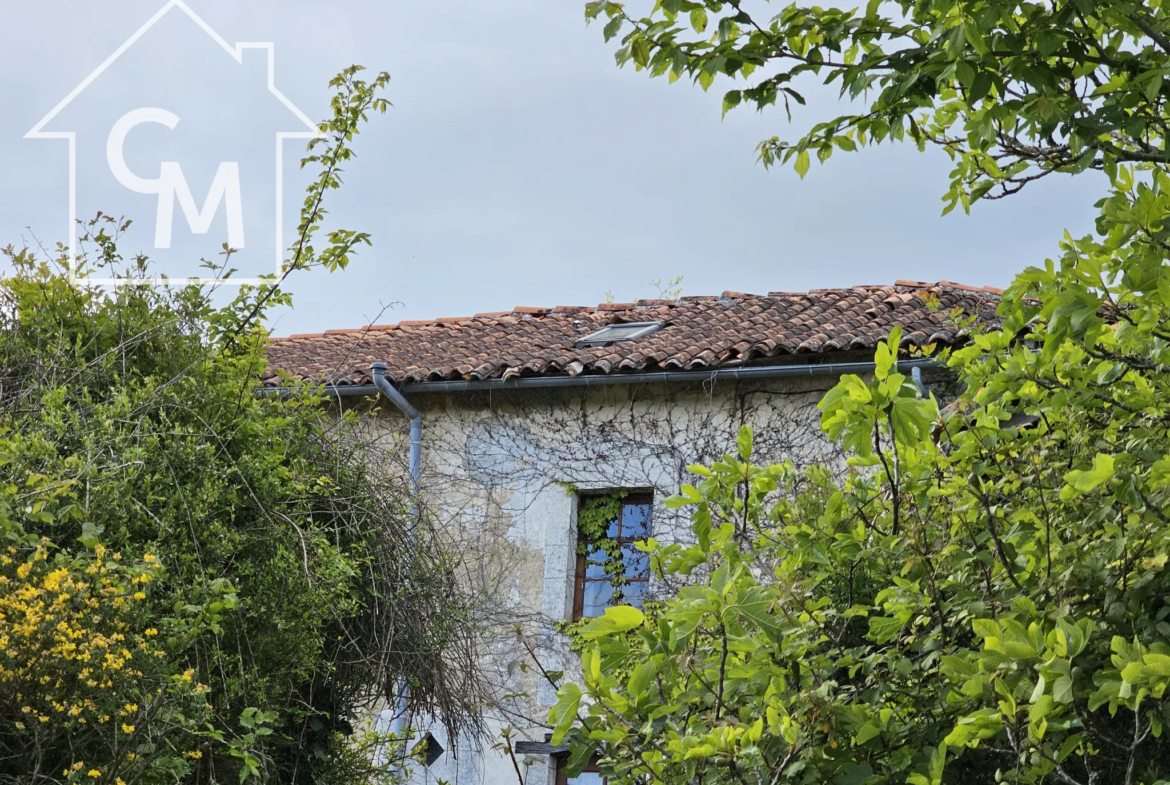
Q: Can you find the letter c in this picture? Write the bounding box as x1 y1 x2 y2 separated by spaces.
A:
106 108 180 194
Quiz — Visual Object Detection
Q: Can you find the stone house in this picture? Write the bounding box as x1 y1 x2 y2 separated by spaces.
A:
262 281 1001 785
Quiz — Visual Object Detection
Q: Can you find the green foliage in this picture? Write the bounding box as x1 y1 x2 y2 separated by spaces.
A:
577 492 636 599
0 535 221 784
0 66 480 785
549 281 1170 782
554 5 1170 782
577 493 628 548
585 0 1170 212
213 65 392 343
649 276 685 301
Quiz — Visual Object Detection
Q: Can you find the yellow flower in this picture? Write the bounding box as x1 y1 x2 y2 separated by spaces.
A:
88 770 100 778
185 750 203 759
144 628 158 636
121 723 134 734
42 568 69 591
132 592 145 601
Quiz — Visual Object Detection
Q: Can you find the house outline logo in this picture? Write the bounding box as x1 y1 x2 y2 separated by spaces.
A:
25 0 323 286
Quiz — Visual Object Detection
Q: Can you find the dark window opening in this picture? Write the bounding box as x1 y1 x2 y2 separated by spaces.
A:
572 493 652 620
412 732 444 767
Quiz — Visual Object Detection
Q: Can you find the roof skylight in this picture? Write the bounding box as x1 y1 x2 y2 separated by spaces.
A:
575 321 663 348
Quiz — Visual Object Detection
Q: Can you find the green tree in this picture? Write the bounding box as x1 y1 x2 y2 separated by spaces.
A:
0 67 482 785
586 0 1170 212
541 2 1170 783
551 311 1170 783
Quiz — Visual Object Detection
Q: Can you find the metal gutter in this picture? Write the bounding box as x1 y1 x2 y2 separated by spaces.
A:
278 358 942 399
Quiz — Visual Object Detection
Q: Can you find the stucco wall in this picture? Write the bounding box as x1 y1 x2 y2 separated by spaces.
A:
352 374 851 785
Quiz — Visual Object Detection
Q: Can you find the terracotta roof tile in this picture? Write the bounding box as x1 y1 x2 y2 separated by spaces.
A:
262 282 1002 387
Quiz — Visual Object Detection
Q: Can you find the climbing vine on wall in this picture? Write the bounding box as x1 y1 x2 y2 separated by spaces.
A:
575 491 625 550
575 490 629 600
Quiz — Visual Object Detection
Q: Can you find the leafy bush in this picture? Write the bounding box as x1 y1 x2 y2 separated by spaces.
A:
0 539 216 784
0 66 482 785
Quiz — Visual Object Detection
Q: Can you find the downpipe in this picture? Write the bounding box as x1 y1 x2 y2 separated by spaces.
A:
369 362 422 770
371 362 422 492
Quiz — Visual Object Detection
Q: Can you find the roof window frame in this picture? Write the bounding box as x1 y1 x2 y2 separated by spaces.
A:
574 321 663 348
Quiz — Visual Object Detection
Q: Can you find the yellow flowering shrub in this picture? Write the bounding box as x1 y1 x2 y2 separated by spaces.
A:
0 538 214 784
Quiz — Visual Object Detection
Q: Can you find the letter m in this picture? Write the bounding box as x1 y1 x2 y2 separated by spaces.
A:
154 161 245 250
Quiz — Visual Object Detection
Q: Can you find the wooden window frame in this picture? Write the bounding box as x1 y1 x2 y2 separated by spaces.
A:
572 492 653 621
555 756 603 785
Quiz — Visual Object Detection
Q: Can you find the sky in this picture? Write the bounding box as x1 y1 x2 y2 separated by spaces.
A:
1 0 1107 337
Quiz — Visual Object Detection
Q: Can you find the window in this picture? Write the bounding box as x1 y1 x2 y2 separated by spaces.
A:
572 493 652 620
556 759 605 785
574 321 663 348
411 732 443 767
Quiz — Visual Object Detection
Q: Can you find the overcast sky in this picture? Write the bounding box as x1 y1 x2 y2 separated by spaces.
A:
2 0 1106 337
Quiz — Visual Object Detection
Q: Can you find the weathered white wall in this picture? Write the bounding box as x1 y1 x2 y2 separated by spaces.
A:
354 374 848 785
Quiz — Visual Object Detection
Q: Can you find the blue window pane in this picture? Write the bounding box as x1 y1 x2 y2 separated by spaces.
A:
605 516 621 538
622 504 651 539
621 580 647 609
582 581 613 617
621 544 649 579
585 548 607 579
